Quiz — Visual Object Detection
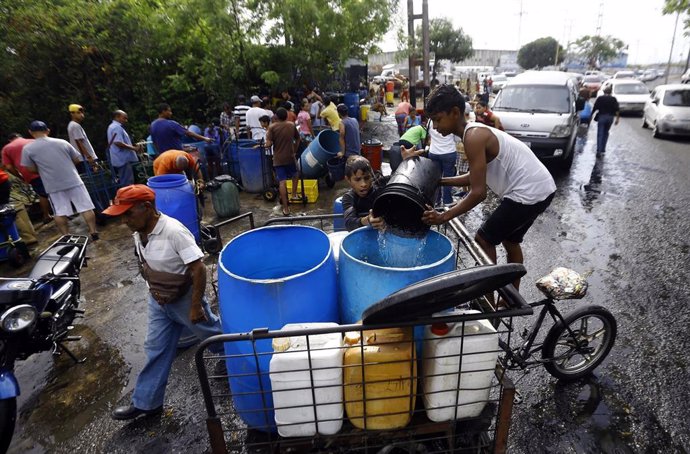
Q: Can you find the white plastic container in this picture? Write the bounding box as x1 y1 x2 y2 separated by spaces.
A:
328 231 348 272
422 310 498 421
269 323 344 437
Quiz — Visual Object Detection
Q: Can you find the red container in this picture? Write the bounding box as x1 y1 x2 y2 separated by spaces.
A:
385 81 395 93
361 139 383 171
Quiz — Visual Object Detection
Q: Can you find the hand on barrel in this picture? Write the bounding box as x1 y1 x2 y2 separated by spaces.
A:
422 204 446 226
368 210 386 230
189 304 208 324
400 144 423 160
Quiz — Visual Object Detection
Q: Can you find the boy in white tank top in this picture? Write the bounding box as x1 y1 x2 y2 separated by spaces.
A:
409 84 556 291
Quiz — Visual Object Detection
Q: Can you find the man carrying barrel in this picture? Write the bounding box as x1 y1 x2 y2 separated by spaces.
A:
105 185 223 420
414 84 556 293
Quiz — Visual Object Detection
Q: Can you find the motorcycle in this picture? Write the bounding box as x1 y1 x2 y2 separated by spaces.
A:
0 235 88 453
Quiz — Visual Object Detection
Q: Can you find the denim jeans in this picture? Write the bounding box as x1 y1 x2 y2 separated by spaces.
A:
596 114 614 153
429 152 457 204
131 289 223 410
114 163 134 186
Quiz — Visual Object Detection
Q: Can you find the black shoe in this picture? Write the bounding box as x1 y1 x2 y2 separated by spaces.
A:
111 404 163 420
90 233 100 241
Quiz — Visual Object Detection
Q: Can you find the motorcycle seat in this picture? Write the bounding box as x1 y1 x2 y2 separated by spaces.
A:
28 244 81 278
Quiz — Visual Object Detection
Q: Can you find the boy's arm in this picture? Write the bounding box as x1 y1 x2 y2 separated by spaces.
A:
422 128 489 225
341 191 363 232
338 122 346 157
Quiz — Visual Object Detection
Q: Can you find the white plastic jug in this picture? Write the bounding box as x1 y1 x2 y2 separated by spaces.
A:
422 310 498 421
269 323 344 437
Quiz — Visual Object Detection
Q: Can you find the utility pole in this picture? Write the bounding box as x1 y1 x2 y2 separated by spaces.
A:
407 0 417 107
422 0 430 100
407 0 430 107
665 11 679 85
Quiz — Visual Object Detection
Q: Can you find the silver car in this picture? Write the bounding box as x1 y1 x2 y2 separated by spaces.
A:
642 84 690 138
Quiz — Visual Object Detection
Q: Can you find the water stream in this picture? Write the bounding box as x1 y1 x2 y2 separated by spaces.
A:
374 229 429 268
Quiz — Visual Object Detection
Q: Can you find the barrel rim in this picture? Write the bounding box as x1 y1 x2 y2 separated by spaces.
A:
339 227 455 271
219 225 333 283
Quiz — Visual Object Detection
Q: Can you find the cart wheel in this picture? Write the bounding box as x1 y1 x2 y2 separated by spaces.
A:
325 173 336 188
203 238 223 255
202 224 219 239
262 189 277 202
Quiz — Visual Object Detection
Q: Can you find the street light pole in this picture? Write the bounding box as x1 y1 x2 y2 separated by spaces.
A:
665 11 679 85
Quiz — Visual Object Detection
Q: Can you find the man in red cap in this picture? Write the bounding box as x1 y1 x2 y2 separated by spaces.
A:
104 185 223 420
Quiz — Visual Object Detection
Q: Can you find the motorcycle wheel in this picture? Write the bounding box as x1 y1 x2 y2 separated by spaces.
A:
0 397 17 454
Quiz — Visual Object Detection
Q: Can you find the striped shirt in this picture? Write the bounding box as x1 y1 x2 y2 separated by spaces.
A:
233 105 250 137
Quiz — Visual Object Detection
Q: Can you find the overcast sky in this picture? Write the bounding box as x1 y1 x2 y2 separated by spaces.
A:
379 0 689 65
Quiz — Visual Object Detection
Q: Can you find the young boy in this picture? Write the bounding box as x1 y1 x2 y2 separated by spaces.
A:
341 156 387 232
474 101 504 131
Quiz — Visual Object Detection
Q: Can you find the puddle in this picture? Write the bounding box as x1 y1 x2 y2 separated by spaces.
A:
9 325 128 451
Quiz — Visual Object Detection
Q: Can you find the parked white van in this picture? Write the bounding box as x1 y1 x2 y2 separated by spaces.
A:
490 71 579 170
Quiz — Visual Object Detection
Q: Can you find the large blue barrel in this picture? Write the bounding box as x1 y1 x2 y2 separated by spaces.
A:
333 196 345 232
226 139 256 181
147 174 200 242
238 144 263 193
299 129 339 178
338 228 455 324
218 225 339 431
344 92 360 120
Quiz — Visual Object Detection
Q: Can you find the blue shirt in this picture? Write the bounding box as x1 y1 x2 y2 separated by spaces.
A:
107 120 138 167
150 118 187 154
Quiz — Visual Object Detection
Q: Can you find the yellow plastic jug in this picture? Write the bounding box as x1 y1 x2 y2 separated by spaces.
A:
343 326 417 430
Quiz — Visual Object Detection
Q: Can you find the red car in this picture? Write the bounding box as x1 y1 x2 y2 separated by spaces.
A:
582 75 604 97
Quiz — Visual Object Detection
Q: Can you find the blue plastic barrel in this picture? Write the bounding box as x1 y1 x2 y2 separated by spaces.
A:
299 129 340 178
147 174 200 242
333 196 345 232
238 144 263 193
344 92 360 120
218 225 339 431
226 139 256 181
338 228 455 323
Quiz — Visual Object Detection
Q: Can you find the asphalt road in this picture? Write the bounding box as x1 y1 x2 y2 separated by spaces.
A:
5 101 690 453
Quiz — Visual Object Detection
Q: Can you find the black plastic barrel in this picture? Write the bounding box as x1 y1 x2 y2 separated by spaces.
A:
372 157 442 237
388 141 403 172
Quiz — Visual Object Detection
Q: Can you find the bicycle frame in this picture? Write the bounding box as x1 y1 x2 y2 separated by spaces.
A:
500 298 572 370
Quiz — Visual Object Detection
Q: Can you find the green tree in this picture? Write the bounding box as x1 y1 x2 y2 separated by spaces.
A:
663 0 690 34
411 18 473 82
571 35 626 69
517 37 564 69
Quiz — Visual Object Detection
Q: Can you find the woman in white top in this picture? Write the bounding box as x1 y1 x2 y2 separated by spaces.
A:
414 84 556 291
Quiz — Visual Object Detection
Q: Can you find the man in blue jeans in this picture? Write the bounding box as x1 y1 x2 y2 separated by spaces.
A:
104 185 223 420
428 125 459 206
592 86 620 154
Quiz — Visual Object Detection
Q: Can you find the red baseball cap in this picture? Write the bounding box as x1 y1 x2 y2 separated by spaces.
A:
102 185 155 216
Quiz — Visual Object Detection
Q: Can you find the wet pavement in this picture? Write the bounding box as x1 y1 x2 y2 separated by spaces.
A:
4 104 690 453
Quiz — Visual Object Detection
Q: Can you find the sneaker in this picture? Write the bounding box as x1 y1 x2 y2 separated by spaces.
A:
90 233 100 242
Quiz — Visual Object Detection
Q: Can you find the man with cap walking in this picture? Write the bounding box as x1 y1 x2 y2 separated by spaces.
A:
104 185 223 420
149 103 212 155
108 110 141 186
21 121 99 239
67 104 98 173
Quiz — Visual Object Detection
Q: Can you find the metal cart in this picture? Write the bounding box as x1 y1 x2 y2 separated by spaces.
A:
195 215 533 453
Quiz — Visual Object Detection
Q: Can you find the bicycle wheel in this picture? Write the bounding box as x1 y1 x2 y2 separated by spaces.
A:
542 305 616 381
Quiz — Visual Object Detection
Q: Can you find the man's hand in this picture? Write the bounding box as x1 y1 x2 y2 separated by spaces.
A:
336 151 344 158
189 303 207 324
422 204 447 226
204 136 213 143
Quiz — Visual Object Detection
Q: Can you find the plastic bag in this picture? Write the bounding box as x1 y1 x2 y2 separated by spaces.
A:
536 267 588 300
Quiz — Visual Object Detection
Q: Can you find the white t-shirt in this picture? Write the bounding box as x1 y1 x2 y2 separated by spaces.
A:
134 214 203 276
429 127 460 155
463 123 556 204
246 107 272 140
310 101 324 127
67 121 98 161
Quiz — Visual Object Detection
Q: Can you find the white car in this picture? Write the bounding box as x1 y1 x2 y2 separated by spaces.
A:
638 69 658 82
599 79 650 114
642 84 690 138
491 74 509 93
613 70 636 79
681 69 690 84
